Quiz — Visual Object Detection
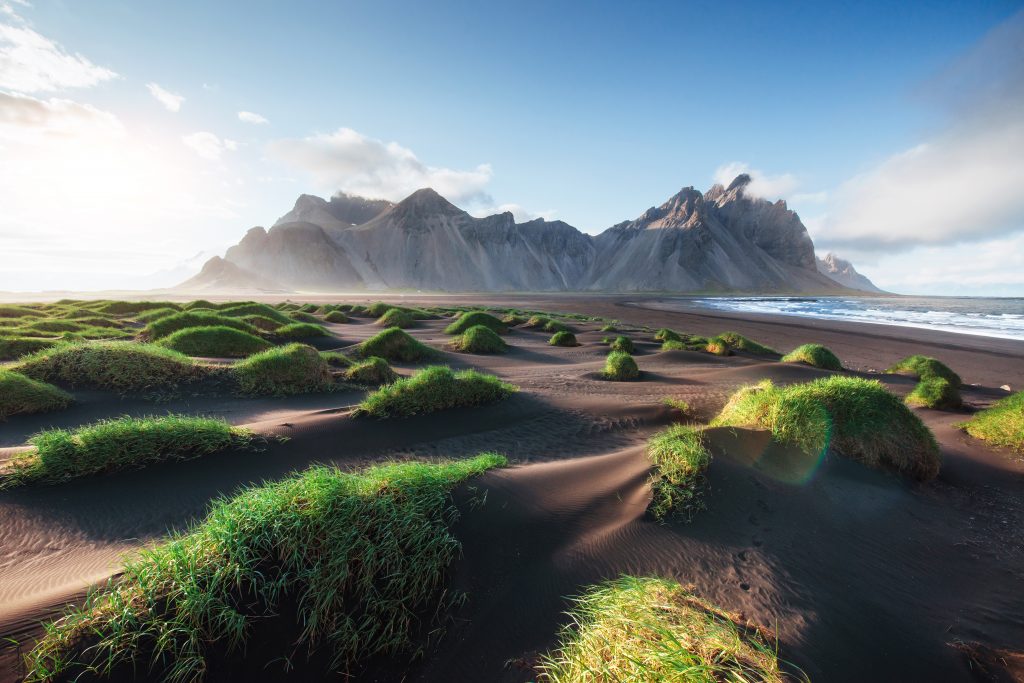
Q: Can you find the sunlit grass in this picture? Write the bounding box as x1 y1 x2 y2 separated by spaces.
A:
359 327 434 362
0 370 73 421
451 324 507 353
233 343 335 395
781 343 842 370
355 365 516 418
646 424 710 521
959 391 1024 452
603 350 639 381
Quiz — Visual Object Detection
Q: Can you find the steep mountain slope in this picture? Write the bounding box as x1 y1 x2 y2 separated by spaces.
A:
178 176 862 293
584 175 840 292
816 252 882 292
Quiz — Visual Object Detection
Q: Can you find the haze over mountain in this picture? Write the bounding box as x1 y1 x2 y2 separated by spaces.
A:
180 174 879 294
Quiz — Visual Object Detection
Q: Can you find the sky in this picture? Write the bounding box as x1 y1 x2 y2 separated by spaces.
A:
1 0 1022 295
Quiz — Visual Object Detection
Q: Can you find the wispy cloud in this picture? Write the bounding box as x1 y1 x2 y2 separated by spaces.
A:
815 10 1024 253
268 127 493 203
0 22 117 92
146 82 184 112
712 161 800 200
182 131 238 160
238 110 268 125
0 90 122 141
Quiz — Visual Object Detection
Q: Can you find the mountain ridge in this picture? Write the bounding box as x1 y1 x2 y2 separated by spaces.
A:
179 177 879 294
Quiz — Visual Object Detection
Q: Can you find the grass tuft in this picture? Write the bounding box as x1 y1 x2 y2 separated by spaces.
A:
23 454 506 680
233 343 335 395
2 415 253 488
646 425 710 521
704 336 731 356
886 355 961 386
0 370 73 421
157 326 271 358
218 303 292 325
274 322 329 338
377 308 417 329
14 342 203 392
345 356 399 385
654 328 681 342
143 312 258 340
451 325 507 354
359 327 434 362
603 351 639 381
609 335 635 354
549 330 578 347
0 336 59 361
781 343 842 370
323 310 349 323
355 365 516 418
133 307 180 324
444 311 507 335
539 575 786 683
718 331 778 356
958 391 1024 452
906 377 961 409
713 377 940 479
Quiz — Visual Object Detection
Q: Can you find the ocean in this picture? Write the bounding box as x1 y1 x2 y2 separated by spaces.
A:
675 296 1024 341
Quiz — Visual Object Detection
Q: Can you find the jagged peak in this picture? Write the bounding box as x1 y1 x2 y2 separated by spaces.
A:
392 187 465 216
727 173 752 192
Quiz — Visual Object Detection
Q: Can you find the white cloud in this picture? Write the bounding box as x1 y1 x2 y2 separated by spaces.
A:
268 127 493 203
181 131 237 160
815 10 1024 253
0 22 117 93
146 82 184 112
0 90 122 141
713 161 800 200
238 110 268 125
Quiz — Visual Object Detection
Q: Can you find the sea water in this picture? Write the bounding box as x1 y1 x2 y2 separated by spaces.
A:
681 296 1024 341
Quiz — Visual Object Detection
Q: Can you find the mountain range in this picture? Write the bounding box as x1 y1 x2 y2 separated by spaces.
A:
179 174 879 293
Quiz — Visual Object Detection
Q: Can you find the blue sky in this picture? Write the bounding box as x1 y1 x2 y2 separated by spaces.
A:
1 0 1023 293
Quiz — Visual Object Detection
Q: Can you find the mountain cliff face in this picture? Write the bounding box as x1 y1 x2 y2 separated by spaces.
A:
816 252 882 292
180 176 875 293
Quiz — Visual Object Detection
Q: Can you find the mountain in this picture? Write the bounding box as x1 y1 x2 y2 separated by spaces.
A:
178 177 871 293
816 252 882 292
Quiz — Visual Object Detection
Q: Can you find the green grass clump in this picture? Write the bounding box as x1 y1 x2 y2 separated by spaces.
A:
781 343 842 370
718 331 778 356
14 320 91 334
355 366 516 418
886 355 961 386
274 322 329 338
144 311 258 340
704 336 731 356
539 575 785 683
713 377 940 480
183 299 217 310
444 311 507 335
2 415 253 488
360 327 434 362
323 310 349 323
218 303 292 325
345 356 399 385
366 301 396 317
240 314 282 331
157 326 271 358
233 343 335 395
523 315 570 333
609 335 634 354
0 336 59 361
320 351 353 368
134 307 180 323
298 303 319 313
95 301 181 315
501 313 527 326
22 454 506 681
377 308 416 329
14 342 203 392
0 305 45 318
289 310 322 324
603 351 639 381
600 324 618 333
451 325 507 354
549 331 578 347
959 391 1024 452
0 370 73 421
906 377 961 409
646 425 710 521
654 328 681 342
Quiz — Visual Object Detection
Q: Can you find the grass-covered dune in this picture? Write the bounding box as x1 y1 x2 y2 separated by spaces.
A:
1 415 253 488
345 356 399 385
0 370 73 420
524 315 569 333
157 325 271 358
539 575 785 683
0 336 58 361
289 310 322 324
781 343 842 370
603 350 639 381
718 331 778 356
959 391 1024 452
143 311 259 340
0 304 46 319
704 335 732 356
906 377 962 409
608 335 634 354
14 342 205 392
713 376 940 480
451 324 507 353
646 424 711 521
233 343 336 395
355 366 516 418
886 355 961 386
23 454 507 681
654 328 681 342
359 327 434 362
549 330 578 347
324 310 349 323
217 303 292 325
444 311 507 335
133 307 180 324
377 307 417 329
274 321 329 339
